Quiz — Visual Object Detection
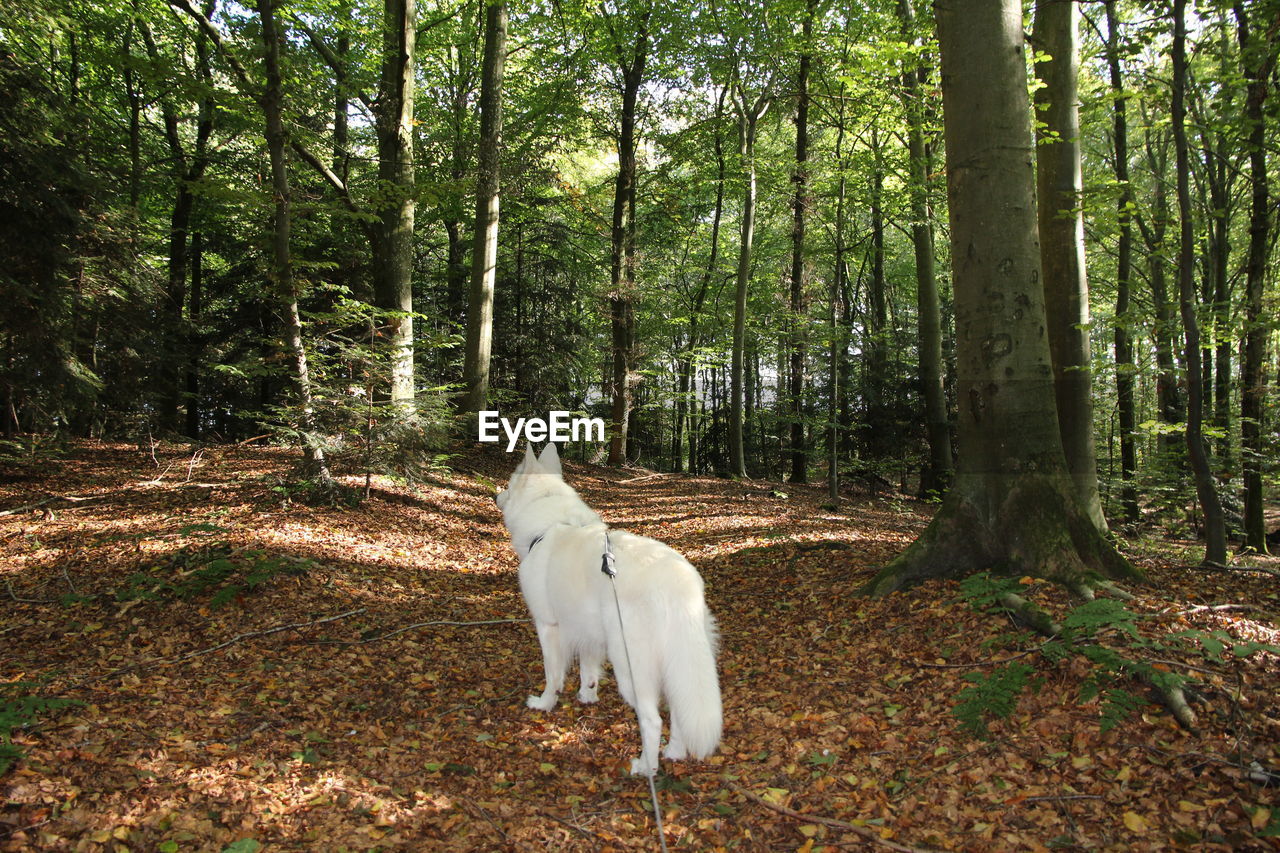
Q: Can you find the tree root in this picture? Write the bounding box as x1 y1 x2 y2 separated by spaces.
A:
997 592 1061 637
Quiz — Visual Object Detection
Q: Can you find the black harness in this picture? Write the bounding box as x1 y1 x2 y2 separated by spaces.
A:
525 527 617 578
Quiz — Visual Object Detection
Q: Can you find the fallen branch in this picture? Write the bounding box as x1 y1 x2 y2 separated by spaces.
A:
1197 562 1280 579
309 617 529 645
618 472 670 484
0 494 108 517
5 578 50 604
98 608 369 681
732 784 943 853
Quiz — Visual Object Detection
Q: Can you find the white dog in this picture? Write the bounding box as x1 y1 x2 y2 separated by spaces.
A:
496 443 722 775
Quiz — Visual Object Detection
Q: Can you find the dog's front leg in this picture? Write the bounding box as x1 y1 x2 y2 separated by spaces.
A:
527 621 565 711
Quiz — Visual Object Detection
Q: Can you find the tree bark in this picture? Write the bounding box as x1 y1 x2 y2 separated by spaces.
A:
783 0 814 481
729 93 768 478
256 0 332 483
864 131 889 460
863 0 1140 596
898 0 952 498
460 0 507 415
787 0 813 484
1171 0 1226 565
675 90 727 473
1032 0 1107 534
1104 0 1138 525
605 15 648 466
372 0 417 409
1233 0 1276 554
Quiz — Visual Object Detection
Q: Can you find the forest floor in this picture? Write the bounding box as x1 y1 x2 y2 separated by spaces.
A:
1 441 1278 852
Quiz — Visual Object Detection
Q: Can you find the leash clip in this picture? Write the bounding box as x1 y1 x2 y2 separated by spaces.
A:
601 529 617 577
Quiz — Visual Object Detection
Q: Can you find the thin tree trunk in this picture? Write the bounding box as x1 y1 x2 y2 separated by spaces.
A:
185 230 203 439
1033 0 1107 534
899 0 952 497
1171 0 1226 565
1105 0 1138 524
257 0 332 483
606 18 648 465
460 0 507 415
729 93 768 479
373 0 417 409
1137 128 1184 459
864 132 889 461
1234 0 1277 554
788 0 813 484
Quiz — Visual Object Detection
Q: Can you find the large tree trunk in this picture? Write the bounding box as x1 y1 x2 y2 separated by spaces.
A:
1234 1 1276 554
606 19 648 466
863 0 1140 596
372 0 417 409
257 0 332 483
787 0 813 484
898 0 952 497
1105 0 1138 525
1171 0 1226 565
460 0 507 415
1032 0 1107 534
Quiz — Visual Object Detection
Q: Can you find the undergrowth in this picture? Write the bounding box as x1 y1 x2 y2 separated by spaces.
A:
952 572 1280 738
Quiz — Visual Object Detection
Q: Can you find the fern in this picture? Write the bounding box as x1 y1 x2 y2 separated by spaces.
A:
0 686 82 776
1060 598 1139 640
953 661 1038 738
1099 688 1145 733
957 572 1025 613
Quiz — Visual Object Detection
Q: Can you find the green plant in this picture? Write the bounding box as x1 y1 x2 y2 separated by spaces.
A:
116 545 312 610
953 572 1280 738
0 682 82 775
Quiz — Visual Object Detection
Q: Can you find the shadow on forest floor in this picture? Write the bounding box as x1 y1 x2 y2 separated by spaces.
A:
1 441 1278 851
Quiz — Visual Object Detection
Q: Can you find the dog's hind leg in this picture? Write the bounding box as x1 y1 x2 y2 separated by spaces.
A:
527 621 565 711
629 690 662 776
576 645 603 704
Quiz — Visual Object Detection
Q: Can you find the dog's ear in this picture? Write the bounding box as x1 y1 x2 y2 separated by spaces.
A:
523 442 539 471
539 441 563 477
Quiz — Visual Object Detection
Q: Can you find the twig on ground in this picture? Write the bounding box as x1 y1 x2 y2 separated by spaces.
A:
1178 602 1279 621
0 818 54 841
185 448 204 483
732 783 943 853
1197 562 1280 579
99 608 369 681
0 494 109 517
307 617 530 645
5 578 50 604
1018 794 1104 804
618 472 670 484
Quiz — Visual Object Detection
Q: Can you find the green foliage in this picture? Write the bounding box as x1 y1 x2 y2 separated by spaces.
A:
957 572 1026 612
114 545 312 609
953 573 1280 738
953 661 1038 738
0 681 82 776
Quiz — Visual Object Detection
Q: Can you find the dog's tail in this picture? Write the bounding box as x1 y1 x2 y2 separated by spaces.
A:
664 606 722 759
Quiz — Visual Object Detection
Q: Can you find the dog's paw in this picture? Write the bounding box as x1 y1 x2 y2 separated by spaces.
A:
662 741 687 761
526 694 557 711
630 757 657 776
576 687 598 704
